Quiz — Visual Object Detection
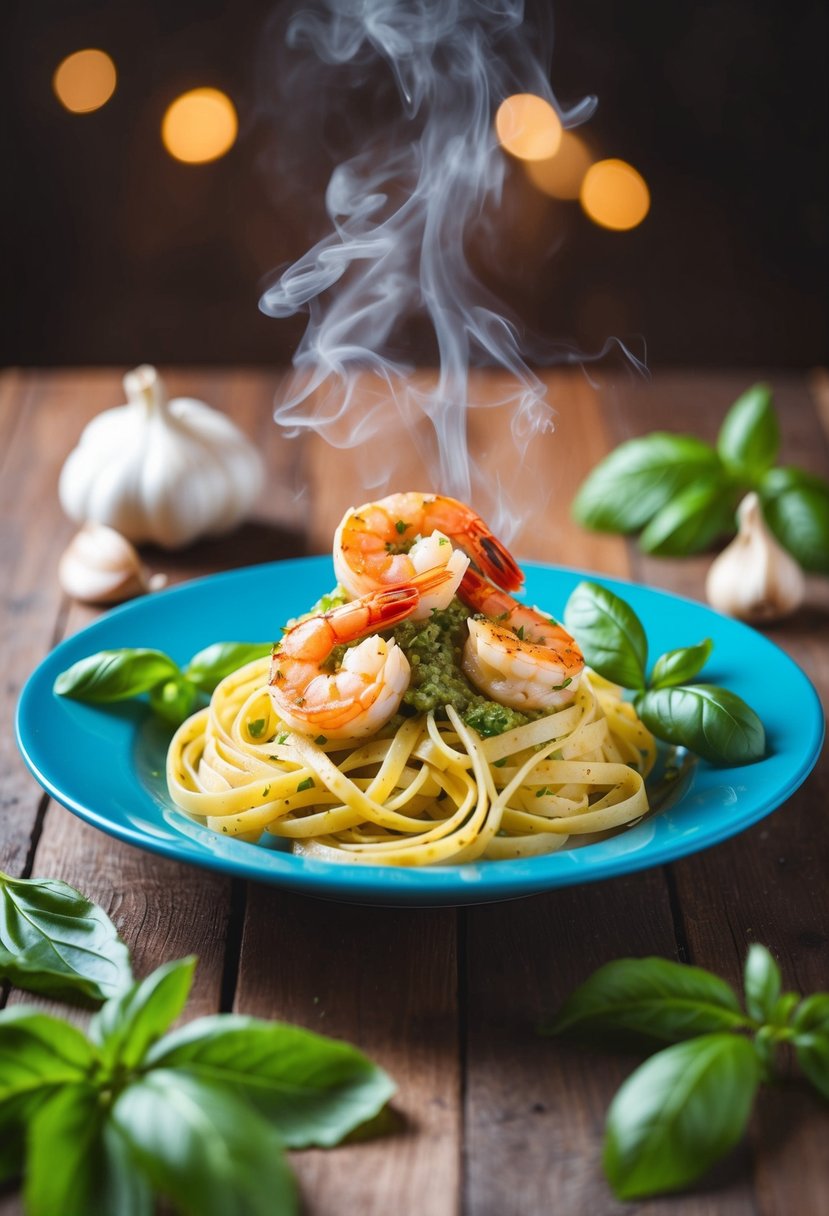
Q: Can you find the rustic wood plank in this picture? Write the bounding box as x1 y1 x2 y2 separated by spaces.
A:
461 375 750 1216
1 370 117 876
608 372 829 1212
235 890 460 1216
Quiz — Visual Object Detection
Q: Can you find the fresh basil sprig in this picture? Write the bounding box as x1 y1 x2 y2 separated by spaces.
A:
545 945 828 1200
54 641 273 726
1 955 395 1215
572 383 829 572
0 872 133 1004
564 581 764 764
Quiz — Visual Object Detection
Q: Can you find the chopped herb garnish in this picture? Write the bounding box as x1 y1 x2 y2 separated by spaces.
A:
552 677 573 691
248 718 266 738
395 519 408 534
384 541 395 553
495 611 510 623
262 786 271 798
438 537 449 545
493 757 508 768
515 626 525 641
314 735 328 745
535 786 552 798
274 669 284 681
297 777 315 792
276 732 288 745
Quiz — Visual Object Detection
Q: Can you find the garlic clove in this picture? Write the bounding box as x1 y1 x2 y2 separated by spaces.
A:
58 523 167 605
705 492 805 622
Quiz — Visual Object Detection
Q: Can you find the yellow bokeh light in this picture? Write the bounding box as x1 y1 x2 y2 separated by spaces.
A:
53 49 117 114
525 130 593 200
496 93 562 162
580 159 650 231
161 88 238 165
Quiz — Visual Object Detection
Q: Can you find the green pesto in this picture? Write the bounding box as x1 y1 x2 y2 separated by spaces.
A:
297 589 544 738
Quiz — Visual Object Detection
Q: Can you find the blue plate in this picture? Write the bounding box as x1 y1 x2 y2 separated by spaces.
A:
16 558 824 906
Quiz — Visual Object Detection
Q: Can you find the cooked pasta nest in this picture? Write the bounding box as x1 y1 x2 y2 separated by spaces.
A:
167 657 657 866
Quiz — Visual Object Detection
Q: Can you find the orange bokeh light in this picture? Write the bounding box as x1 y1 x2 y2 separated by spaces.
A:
580 159 650 231
495 94 562 162
161 88 238 165
525 130 593 200
53 49 117 114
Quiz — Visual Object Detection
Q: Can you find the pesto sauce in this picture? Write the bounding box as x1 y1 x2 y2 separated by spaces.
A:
303 589 544 738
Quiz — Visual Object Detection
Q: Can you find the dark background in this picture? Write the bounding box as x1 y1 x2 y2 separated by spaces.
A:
3 0 827 368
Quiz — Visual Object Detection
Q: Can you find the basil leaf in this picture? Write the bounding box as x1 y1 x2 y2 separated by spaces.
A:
90 957 196 1069
744 944 782 1023
24 1084 105 1216
147 678 199 726
0 873 132 1003
634 684 765 765
564 581 647 690
545 957 750 1044
147 1014 396 1147
93 1122 155 1216
53 649 182 702
793 993 829 1035
650 639 713 689
603 1034 760 1200
769 992 799 1027
184 643 273 692
794 1031 829 1101
572 434 722 533
112 1071 298 1216
639 480 737 556
0 1006 98 1180
759 467 829 574
716 383 778 478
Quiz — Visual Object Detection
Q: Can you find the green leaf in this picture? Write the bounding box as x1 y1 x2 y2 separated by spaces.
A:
112 1071 298 1216
794 1031 829 1101
564 581 648 690
793 993 829 1035
0 873 132 1003
0 1007 98 1182
639 480 737 556
651 639 713 689
90 957 196 1070
572 434 722 534
603 1034 760 1200
184 643 273 693
147 1014 396 1148
53 649 182 702
147 678 199 726
744 945 782 1023
634 684 765 765
546 957 750 1044
716 383 779 477
759 467 829 574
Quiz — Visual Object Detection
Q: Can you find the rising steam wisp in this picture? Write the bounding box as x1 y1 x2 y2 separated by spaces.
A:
260 0 597 536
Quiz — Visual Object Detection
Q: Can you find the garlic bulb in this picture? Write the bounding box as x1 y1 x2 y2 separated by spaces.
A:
59 523 167 604
706 492 805 622
58 365 265 548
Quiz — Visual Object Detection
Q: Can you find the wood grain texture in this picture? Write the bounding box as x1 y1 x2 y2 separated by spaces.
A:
1 369 827 1216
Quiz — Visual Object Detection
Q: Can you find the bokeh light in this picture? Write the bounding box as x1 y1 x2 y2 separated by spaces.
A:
496 94 562 161
161 88 238 164
580 159 650 231
524 130 593 200
53 49 117 114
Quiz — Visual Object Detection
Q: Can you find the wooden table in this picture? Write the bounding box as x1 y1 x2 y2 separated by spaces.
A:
2 368 827 1214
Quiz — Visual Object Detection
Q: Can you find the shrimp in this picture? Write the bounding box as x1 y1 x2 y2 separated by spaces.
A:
333 492 523 619
458 568 584 712
269 567 452 739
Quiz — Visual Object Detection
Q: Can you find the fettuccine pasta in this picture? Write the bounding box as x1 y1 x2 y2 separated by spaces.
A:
167 657 656 866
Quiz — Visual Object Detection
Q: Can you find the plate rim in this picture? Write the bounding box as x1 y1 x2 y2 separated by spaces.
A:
15 556 825 905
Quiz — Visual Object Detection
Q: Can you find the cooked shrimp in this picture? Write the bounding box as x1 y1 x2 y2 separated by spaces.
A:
269 568 452 739
459 568 584 712
333 492 523 619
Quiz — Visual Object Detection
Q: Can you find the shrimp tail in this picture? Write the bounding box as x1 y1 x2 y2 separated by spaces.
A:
466 523 524 592
458 567 515 618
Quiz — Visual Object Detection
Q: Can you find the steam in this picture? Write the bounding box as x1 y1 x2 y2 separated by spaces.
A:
259 0 598 536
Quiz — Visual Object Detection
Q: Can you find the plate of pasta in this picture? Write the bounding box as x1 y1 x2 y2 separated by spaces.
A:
16 545 823 905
